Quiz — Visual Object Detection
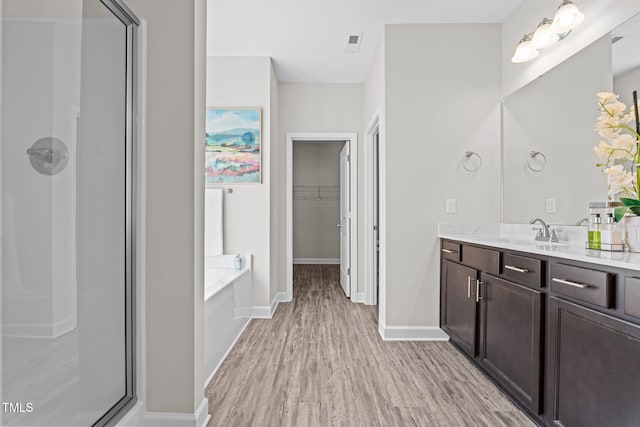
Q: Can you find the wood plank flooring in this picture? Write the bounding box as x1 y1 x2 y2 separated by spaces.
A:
205 264 536 426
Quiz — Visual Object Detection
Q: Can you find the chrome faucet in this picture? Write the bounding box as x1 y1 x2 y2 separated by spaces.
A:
530 218 551 241
576 217 588 226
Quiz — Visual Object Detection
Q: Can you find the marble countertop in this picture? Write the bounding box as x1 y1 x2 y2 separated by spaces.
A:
438 223 640 271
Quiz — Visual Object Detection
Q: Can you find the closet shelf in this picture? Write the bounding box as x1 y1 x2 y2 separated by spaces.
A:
293 185 339 201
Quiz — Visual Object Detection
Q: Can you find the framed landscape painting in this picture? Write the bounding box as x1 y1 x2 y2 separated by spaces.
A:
205 107 261 184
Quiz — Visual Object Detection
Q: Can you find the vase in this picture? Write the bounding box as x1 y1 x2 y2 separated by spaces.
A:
624 216 640 252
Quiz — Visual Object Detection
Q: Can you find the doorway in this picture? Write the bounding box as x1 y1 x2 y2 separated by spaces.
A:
285 133 358 302
365 115 380 306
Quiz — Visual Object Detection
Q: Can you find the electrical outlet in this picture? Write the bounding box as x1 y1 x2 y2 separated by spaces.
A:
446 199 457 214
546 198 556 214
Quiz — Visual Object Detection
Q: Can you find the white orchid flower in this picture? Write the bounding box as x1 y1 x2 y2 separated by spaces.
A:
597 92 618 105
611 133 638 154
605 165 636 198
595 91 640 202
605 101 627 116
595 115 621 139
593 141 612 163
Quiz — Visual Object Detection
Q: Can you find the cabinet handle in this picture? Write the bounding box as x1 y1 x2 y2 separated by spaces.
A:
505 265 529 273
467 276 471 299
476 280 483 302
552 278 589 289
442 248 456 254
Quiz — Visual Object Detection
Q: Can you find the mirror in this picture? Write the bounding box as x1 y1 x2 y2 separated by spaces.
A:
502 12 640 225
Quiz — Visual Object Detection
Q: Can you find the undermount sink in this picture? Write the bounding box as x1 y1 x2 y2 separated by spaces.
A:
483 237 569 247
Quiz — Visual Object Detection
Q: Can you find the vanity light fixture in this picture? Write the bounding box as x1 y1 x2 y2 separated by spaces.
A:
511 0 584 63
531 18 559 49
512 34 539 63
551 0 585 33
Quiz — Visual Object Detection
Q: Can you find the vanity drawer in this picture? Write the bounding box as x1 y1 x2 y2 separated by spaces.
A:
550 263 614 308
625 277 640 319
462 245 499 275
441 241 461 262
502 253 544 288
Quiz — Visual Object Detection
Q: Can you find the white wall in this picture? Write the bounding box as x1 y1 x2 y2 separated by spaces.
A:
122 0 206 416
206 56 275 309
278 83 364 288
384 24 502 327
2 19 79 337
293 143 342 260
503 34 611 224
502 0 640 97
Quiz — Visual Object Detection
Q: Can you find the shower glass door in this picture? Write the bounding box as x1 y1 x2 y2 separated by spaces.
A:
1 0 138 425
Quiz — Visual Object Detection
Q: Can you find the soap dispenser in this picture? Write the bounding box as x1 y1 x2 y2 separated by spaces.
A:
601 213 623 248
588 213 601 250
233 254 243 270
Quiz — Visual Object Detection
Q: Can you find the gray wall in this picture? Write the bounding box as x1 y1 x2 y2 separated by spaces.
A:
123 0 206 415
384 24 502 327
293 143 343 260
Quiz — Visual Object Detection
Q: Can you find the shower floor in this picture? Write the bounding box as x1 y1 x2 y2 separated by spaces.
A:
2 330 82 426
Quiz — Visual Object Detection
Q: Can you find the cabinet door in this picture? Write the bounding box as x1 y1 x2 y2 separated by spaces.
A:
549 297 640 427
480 275 543 414
441 260 478 357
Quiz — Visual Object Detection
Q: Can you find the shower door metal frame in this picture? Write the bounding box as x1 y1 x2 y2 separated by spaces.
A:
93 1 140 426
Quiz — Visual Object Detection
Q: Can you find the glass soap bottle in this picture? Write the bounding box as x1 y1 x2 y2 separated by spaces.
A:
588 213 601 250
601 213 623 249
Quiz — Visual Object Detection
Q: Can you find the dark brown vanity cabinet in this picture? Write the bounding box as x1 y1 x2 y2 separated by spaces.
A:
440 240 640 426
549 297 640 427
479 274 543 414
441 259 479 357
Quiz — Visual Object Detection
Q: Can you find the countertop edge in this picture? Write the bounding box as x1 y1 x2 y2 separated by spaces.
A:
439 233 640 272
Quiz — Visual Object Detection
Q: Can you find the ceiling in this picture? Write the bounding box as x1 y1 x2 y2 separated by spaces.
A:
207 0 524 83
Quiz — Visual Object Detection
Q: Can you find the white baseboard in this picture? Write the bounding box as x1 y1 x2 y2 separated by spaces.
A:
3 315 76 339
52 315 76 337
195 399 211 427
293 258 339 264
378 319 450 341
116 400 145 426
351 292 365 303
233 307 253 319
252 292 287 319
144 398 210 427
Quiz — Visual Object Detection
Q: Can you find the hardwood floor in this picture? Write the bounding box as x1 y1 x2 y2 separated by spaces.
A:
205 264 536 426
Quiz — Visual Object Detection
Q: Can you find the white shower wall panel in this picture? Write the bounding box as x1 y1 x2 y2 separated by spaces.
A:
2 19 80 337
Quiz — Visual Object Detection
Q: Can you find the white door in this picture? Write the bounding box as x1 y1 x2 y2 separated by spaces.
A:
339 143 351 297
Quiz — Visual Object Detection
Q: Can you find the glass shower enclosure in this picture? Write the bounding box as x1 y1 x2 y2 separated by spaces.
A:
1 0 138 425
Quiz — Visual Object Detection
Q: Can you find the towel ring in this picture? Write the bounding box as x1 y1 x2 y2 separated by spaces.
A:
462 151 482 173
527 151 547 172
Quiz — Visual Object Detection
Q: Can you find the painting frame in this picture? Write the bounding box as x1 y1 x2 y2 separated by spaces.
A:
205 107 262 185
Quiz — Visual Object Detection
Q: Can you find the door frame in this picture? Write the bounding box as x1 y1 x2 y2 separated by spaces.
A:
364 113 379 306
285 132 358 301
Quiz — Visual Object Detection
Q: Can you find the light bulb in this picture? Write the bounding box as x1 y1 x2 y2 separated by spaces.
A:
531 18 559 49
511 35 539 63
551 0 585 33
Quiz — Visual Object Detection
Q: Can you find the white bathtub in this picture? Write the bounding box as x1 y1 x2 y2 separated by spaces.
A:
204 255 252 384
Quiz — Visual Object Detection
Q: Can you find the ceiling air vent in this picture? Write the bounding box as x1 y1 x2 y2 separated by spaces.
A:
344 33 363 53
